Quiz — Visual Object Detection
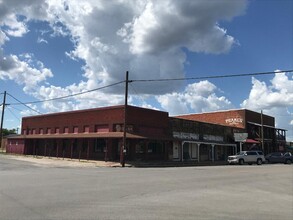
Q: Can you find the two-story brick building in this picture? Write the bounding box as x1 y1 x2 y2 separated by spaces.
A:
176 109 286 154
6 106 286 164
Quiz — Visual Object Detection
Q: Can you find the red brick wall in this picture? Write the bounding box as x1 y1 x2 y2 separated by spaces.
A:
21 105 170 136
6 139 25 154
176 109 275 129
22 105 125 135
176 110 246 129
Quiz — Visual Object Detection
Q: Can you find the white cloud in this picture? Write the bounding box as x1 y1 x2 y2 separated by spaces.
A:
0 50 53 91
37 37 48 44
241 72 293 141
241 73 293 109
0 0 247 114
157 80 233 115
120 0 246 55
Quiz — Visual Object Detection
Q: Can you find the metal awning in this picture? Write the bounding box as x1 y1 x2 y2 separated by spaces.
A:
244 139 260 144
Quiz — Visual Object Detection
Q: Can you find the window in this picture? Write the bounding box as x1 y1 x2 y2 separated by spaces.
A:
47 128 51 134
64 127 69 134
147 142 163 154
95 125 109 133
73 126 79 134
135 142 144 154
247 152 257 155
39 128 44 135
94 139 106 152
55 128 60 134
84 126 90 133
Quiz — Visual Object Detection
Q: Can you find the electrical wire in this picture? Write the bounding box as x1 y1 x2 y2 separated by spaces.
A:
6 107 21 121
3 69 293 106
131 69 293 82
7 93 43 115
8 80 125 105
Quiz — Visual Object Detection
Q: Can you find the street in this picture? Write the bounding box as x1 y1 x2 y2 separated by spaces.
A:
0 154 292 220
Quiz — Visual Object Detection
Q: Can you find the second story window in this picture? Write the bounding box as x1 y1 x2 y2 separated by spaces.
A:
73 126 79 134
64 127 69 134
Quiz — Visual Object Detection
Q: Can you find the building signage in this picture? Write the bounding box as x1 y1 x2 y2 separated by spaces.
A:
114 124 134 132
203 135 224 142
234 133 248 142
225 117 243 126
173 132 199 140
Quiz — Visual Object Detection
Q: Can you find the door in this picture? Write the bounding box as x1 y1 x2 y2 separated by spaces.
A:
183 143 190 160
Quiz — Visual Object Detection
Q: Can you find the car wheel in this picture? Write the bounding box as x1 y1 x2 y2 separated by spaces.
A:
239 159 244 165
285 159 292 165
257 158 262 165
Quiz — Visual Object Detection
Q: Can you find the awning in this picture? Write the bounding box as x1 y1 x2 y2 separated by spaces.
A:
7 132 172 141
244 139 260 144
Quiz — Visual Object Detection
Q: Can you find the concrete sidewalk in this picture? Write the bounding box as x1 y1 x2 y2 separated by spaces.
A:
1 154 126 168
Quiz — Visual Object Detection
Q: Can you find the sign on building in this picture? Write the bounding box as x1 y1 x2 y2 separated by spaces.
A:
234 133 248 142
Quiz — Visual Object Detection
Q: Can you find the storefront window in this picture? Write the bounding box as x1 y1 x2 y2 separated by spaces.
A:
136 142 144 154
95 139 106 152
147 142 163 154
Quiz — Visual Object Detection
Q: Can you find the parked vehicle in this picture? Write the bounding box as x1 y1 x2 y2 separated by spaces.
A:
265 152 293 164
228 151 265 165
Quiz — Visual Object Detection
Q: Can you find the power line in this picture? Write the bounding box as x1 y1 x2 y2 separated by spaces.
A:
7 93 43 115
6 107 21 121
131 69 293 82
8 80 125 105
3 69 293 107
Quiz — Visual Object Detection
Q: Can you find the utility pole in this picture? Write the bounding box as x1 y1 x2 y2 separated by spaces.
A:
121 71 129 167
0 91 7 149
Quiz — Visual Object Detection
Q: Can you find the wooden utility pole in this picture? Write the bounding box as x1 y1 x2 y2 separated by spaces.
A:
121 71 129 167
0 91 7 149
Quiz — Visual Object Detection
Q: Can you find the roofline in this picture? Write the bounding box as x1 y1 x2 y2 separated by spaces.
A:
173 108 272 118
22 104 168 120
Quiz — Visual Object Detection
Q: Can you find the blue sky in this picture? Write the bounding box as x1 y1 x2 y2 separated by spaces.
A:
0 0 293 140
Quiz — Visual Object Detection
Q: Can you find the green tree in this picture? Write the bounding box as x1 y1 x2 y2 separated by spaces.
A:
1 128 17 136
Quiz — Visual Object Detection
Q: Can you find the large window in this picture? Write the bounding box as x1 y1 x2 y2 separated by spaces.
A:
147 142 163 154
95 139 106 153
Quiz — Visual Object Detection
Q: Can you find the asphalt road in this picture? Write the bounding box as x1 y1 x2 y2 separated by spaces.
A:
0 154 292 220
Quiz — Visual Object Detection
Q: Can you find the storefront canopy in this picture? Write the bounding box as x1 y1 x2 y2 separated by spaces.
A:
244 139 260 144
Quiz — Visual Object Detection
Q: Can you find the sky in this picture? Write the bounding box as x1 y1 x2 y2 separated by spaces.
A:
0 0 293 141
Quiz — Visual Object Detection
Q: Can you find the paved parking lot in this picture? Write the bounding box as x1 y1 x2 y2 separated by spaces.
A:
0 154 292 220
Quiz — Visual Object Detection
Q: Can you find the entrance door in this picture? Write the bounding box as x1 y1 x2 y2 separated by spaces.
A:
183 144 190 160
173 142 179 160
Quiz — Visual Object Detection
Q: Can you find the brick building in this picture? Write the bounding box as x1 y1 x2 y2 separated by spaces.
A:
6 106 286 163
176 109 286 154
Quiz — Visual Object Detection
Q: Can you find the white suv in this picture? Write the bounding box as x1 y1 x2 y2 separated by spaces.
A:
228 151 265 165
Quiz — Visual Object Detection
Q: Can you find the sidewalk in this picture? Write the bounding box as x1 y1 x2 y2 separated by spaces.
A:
2 153 228 168
2 154 126 168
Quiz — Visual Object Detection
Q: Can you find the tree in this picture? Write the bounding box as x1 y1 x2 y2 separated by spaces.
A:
1 128 17 136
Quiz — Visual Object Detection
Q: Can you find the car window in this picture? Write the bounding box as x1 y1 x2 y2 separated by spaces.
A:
247 152 257 155
237 152 245 155
272 152 282 156
257 151 263 155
